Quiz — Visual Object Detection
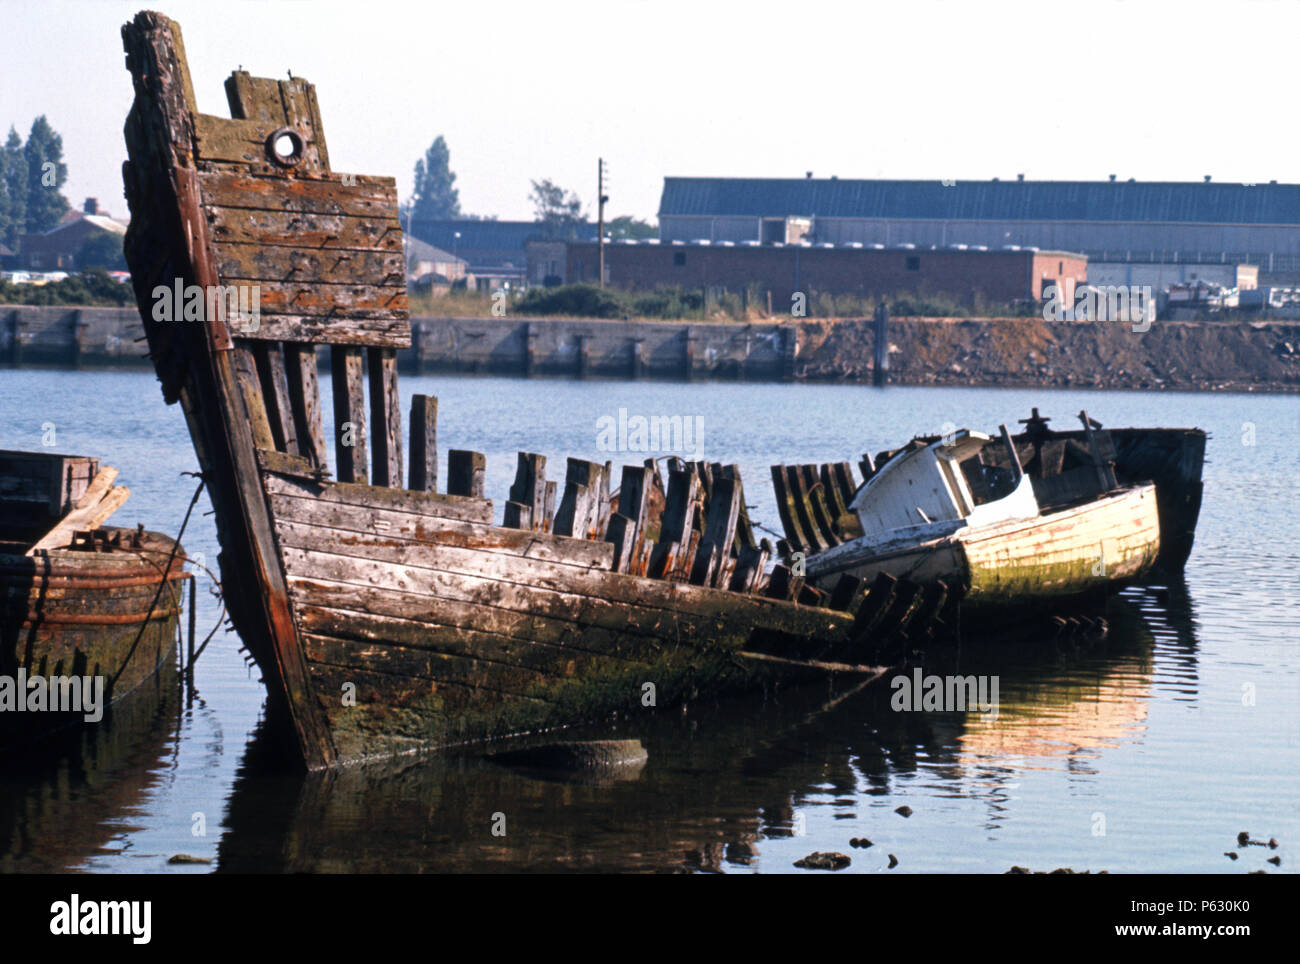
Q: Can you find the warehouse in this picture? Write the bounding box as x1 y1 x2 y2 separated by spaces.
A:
657 176 1300 279
553 240 1086 309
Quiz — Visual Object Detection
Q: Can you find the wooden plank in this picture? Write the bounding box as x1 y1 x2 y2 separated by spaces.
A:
409 394 437 492
232 344 276 450
252 342 299 455
265 471 492 524
367 347 402 488
648 461 701 580
330 345 367 484
205 206 403 251
212 242 405 286
727 540 770 594
446 450 485 499
234 313 410 349
283 343 327 468
278 539 850 644
690 476 741 588
612 463 655 575
270 492 613 570
246 279 407 317
199 170 397 218
27 486 130 555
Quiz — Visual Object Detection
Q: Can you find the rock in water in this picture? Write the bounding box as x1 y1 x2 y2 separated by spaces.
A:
895 805 913 817
794 852 851 871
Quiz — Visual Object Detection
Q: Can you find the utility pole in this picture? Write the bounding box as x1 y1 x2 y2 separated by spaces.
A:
598 158 609 287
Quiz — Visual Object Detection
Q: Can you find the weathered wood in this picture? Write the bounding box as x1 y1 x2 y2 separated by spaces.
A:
612 464 655 575
330 346 367 483
727 541 770 594
199 170 396 218
791 465 835 551
367 348 402 488
604 512 637 574
252 342 299 455
26 468 129 555
648 462 701 580
553 459 605 539
213 242 405 287
690 476 741 588
205 204 403 250
446 450 485 499
232 345 276 450
234 313 411 349
269 492 612 570
408 394 437 492
850 572 898 643
283 343 327 468
505 453 548 531
771 464 811 554
264 472 491 524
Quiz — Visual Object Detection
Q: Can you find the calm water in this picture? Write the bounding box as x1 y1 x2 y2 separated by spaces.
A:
0 368 1296 873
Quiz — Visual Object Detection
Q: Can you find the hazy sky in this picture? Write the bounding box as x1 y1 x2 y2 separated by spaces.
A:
3 0 1298 224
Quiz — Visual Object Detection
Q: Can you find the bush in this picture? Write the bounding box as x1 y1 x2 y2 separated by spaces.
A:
0 270 134 307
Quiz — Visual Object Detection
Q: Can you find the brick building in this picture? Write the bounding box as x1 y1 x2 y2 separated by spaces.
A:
551 240 1086 308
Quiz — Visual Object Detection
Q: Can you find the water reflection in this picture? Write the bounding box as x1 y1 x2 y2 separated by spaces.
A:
215 585 1200 873
0 658 180 872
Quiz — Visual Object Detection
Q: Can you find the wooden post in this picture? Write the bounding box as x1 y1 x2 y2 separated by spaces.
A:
505 452 547 530
330 345 367 483
253 342 299 455
522 321 536 376
367 347 402 487
682 327 695 380
186 573 197 686
446 449 485 498
554 458 605 538
409 394 438 492
9 314 24 367
576 333 590 377
283 344 327 468
68 310 85 369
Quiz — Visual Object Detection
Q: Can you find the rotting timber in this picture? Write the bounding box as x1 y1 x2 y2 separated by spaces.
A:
119 13 1203 770
0 450 186 747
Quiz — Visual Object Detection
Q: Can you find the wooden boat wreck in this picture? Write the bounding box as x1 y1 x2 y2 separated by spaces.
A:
118 12 1204 770
0 450 187 747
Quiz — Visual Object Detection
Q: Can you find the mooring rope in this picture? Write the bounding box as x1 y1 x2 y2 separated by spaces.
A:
110 474 207 688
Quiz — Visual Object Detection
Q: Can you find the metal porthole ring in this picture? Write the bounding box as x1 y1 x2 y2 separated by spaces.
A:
266 127 305 167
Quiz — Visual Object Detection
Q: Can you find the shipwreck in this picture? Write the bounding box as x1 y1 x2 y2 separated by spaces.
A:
119 12 1205 769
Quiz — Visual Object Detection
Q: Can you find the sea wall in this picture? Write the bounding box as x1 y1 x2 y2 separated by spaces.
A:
3 304 1297 392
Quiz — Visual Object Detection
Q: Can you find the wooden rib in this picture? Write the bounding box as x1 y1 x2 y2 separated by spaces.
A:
690 475 741 588
770 464 810 554
232 344 276 450
252 342 298 455
330 345 367 483
409 394 437 493
283 343 327 468
367 347 402 488
446 450 485 499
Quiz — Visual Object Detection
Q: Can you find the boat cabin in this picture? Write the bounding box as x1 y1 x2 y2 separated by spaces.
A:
849 430 1040 543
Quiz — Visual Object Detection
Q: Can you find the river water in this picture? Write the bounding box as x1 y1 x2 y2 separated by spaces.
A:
0 368 1296 873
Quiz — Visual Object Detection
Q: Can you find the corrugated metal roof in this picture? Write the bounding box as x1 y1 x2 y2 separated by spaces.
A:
658 178 1300 224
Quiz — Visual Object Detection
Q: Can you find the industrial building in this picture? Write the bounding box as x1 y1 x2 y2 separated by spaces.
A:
547 240 1087 308
657 176 1300 280
407 218 597 290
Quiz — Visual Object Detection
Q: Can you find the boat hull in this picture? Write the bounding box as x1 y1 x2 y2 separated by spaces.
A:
0 527 186 747
808 485 1161 617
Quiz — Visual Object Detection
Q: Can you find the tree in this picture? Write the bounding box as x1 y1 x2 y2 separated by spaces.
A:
0 126 28 248
24 116 69 234
77 231 127 271
529 178 586 238
409 136 460 223
607 215 656 240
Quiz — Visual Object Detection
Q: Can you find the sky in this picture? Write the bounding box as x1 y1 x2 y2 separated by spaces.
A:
2 0 1298 224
